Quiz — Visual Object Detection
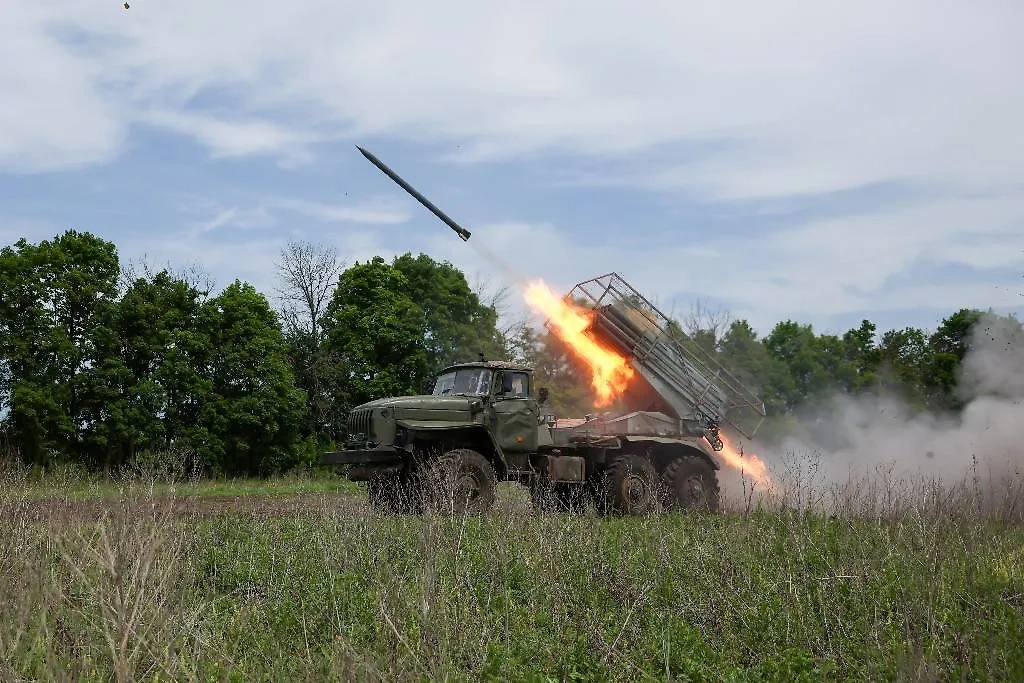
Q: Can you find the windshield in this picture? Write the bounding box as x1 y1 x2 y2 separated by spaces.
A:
432 367 493 396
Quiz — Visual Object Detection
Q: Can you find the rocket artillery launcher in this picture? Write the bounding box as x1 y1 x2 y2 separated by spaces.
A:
321 267 768 516
323 146 768 515
561 272 766 451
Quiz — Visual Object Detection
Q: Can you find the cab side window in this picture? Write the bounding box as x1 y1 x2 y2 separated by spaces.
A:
508 372 529 398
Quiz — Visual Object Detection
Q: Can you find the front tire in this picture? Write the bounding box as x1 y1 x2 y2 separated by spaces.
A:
419 448 497 515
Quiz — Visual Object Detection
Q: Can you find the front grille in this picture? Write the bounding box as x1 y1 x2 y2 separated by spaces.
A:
347 409 373 442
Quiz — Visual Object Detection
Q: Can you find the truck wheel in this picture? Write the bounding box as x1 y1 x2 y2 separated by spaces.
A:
367 471 419 515
598 454 660 516
661 455 720 512
420 448 497 515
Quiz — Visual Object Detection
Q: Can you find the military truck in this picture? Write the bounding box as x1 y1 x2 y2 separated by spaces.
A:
322 271 767 516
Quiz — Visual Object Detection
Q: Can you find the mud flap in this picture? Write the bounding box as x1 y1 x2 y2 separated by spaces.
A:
545 454 586 482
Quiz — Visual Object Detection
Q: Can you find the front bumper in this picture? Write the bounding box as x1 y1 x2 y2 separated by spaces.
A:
321 447 406 466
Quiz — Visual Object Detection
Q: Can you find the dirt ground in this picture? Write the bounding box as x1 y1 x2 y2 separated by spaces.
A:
1 491 369 525
0 480 539 525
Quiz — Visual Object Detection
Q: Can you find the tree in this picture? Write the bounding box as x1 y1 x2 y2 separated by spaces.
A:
194 281 308 475
718 319 792 417
81 269 211 469
322 258 428 427
0 230 120 465
274 240 344 344
273 240 345 439
926 308 985 410
875 326 930 407
761 320 833 410
470 271 524 350
391 252 508 374
678 298 732 354
840 319 880 391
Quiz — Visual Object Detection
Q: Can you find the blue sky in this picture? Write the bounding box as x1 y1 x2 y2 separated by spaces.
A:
1 1 1022 339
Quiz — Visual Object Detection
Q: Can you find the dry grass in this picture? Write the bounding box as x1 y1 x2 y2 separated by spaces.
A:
0 457 1021 682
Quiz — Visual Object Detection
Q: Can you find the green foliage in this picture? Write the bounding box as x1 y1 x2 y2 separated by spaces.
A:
322 256 429 412
391 252 507 372
0 230 120 465
193 281 308 475
925 308 987 410
0 229 1017 475
83 269 209 469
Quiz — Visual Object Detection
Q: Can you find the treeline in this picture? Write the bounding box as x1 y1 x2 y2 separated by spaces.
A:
0 230 1018 476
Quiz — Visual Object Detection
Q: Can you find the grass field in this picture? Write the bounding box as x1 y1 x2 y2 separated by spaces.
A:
1 462 1022 682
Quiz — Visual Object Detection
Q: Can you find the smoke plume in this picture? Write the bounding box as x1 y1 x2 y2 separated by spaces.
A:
722 313 1024 513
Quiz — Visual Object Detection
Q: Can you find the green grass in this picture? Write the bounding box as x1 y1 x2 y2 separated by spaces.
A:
0 473 1021 682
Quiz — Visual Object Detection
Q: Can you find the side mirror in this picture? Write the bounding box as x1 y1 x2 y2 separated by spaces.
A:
538 387 549 404
501 373 515 394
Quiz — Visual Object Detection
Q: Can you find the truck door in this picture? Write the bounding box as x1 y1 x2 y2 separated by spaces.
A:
490 370 538 453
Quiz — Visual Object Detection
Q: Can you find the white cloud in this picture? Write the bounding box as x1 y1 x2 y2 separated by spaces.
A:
193 206 275 234
2 1 1020 189
2 0 1022 325
267 197 411 225
413 204 1024 335
139 110 317 166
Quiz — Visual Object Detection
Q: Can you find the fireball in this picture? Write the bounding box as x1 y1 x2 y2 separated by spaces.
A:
522 280 634 406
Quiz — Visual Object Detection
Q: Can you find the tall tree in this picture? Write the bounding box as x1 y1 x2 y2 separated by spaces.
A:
761 320 833 411
840 319 880 391
718 319 793 418
875 326 931 407
81 269 212 469
392 252 508 373
926 308 985 410
0 231 120 465
678 298 732 355
273 240 345 439
274 240 344 344
195 280 308 475
321 258 428 427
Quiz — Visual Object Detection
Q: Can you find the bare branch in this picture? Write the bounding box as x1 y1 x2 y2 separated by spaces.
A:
117 255 215 298
470 270 523 340
680 297 733 340
273 240 345 343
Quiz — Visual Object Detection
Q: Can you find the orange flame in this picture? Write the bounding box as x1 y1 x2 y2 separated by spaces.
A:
522 279 634 406
522 279 773 487
717 432 773 488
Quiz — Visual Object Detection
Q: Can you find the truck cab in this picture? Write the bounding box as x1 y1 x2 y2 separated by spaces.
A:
322 360 547 508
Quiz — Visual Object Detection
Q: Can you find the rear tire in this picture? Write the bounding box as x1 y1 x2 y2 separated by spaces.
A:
596 454 660 516
661 455 720 512
419 448 497 515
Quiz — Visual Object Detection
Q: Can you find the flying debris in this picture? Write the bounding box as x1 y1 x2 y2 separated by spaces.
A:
356 146 472 242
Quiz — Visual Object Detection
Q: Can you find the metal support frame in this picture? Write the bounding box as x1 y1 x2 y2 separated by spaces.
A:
565 272 767 441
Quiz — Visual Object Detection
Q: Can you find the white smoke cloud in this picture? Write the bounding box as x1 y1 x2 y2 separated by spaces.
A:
720 313 1024 514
